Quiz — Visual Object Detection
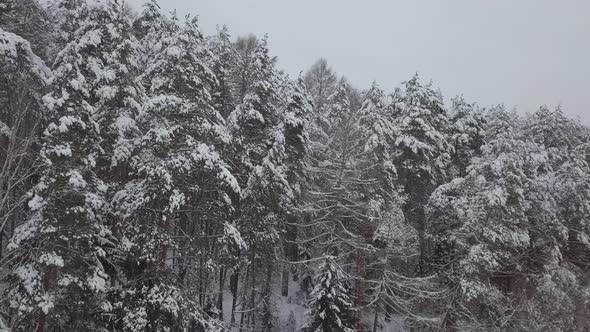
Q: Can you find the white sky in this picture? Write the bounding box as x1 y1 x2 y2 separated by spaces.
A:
128 0 590 124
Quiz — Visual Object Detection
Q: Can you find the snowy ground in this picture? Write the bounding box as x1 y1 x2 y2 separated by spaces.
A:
218 272 415 332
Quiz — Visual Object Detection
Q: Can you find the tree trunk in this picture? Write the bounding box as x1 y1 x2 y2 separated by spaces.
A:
281 265 289 297
372 310 379 332
230 269 240 327
217 266 226 322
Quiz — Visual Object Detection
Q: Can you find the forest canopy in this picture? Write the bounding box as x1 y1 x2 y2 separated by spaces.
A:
0 1 589 331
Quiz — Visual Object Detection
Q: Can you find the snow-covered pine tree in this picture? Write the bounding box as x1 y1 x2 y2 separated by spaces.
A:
46 0 89 60
283 74 312 198
132 0 169 70
338 76 363 112
539 156 590 331
280 74 313 297
228 36 279 177
426 122 572 330
304 256 357 332
112 12 235 332
228 35 296 331
354 82 444 329
447 95 486 177
203 28 245 320
231 33 262 101
392 73 450 274
357 82 398 212
3 4 120 329
87 0 143 181
483 103 521 141
208 25 238 119
203 27 246 319
514 156 590 331
521 108 590 330
0 0 51 61
525 106 579 149
355 81 398 310
524 106 588 169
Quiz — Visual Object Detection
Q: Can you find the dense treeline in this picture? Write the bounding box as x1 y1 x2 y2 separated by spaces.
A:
0 1 589 331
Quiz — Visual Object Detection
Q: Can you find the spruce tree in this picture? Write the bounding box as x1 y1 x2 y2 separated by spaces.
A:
305 256 357 332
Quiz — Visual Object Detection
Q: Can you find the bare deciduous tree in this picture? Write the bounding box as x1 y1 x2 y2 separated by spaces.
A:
0 29 49 262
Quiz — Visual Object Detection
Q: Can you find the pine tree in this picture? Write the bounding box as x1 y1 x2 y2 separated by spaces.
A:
483 103 521 141
132 0 168 69
391 73 450 277
524 105 587 168
447 95 486 177
284 75 312 196
2 2 590 330
525 106 579 149
427 131 556 330
46 0 89 60
112 13 234 332
536 157 590 331
4 4 118 329
231 33 262 100
305 256 357 332
303 82 408 328
354 82 443 328
358 82 398 210
280 74 313 296
208 25 238 119
228 36 295 330
0 0 51 61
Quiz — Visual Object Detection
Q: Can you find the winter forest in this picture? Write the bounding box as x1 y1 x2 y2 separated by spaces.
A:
1 0 590 331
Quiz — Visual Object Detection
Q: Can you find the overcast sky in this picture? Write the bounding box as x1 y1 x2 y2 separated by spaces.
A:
129 0 590 124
